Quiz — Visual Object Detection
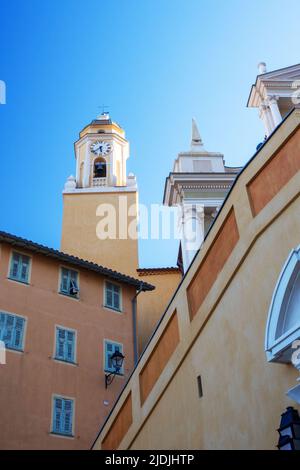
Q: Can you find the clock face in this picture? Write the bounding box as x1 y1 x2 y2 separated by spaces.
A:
90 141 112 156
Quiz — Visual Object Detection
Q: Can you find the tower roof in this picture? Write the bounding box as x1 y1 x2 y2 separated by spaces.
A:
79 112 125 139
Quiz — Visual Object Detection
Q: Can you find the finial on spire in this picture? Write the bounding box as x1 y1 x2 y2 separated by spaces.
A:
258 62 267 74
191 118 205 150
96 104 110 120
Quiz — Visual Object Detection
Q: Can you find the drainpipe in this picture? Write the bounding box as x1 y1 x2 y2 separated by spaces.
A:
131 282 144 366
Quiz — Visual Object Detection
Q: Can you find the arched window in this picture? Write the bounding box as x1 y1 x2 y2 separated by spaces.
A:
94 157 106 178
265 246 300 363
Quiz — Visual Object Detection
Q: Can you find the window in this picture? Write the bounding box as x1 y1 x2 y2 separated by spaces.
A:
105 281 121 311
265 245 300 363
52 396 74 436
104 340 124 374
0 312 25 351
60 267 79 298
94 158 106 178
9 251 30 283
55 327 76 363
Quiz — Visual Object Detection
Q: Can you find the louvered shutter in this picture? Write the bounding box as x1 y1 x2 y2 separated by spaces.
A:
3 315 14 346
70 270 78 287
13 317 25 349
63 399 73 435
106 342 113 371
106 283 113 307
10 253 20 279
56 328 66 359
113 287 120 310
53 398 63 434
66 331 75 362
0 313 5 340
20 255 30 282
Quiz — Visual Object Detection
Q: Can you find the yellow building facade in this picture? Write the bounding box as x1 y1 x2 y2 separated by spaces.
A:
60 113 182 354
92 107 300 450
61 114 139 276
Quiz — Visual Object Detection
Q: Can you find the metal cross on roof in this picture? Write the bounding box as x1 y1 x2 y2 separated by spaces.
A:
98 104 110 114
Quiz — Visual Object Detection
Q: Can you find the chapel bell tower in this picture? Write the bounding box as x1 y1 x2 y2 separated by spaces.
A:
61 113 139 276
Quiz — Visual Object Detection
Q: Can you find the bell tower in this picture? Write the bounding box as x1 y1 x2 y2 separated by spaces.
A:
61 113 139 276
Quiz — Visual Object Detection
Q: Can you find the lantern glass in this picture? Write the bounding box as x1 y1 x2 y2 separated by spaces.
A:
111 351 124 371
279 427 293 438
279 442 293 451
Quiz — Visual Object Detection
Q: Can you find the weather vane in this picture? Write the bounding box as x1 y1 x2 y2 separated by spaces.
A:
98 104 110 115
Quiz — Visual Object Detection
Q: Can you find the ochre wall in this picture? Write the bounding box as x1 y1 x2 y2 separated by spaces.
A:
92 109 300 450
137 271 182 355
0 243 136 449
139 311 179 405
187 207 239 320
102 393 132 450
61 191 139 277
247 125 300 215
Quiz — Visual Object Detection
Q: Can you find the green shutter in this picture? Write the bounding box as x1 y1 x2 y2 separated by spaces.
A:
9 252 30 283
60 268 69 293
13 317 25 349
53 397 63 434
63 399 73 435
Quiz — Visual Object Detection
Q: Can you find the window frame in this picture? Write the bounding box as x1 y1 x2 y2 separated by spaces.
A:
103 339 124 375
53 325 77 365
265 245 300 363
0 310 27 352
7 250 32 285
58 265 80 300
51 394 75 438
104 280 123 312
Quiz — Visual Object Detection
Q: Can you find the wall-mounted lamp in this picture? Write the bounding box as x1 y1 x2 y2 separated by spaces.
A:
277 406 300 450
105 351 125 388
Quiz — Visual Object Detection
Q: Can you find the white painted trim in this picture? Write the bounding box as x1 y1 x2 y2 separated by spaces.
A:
103 280 123 313
57 265 80 300
0 309 27 352
265 245 300 362
7 249 32 285
53 324 78 365
50 393 76 438
63 185 137 194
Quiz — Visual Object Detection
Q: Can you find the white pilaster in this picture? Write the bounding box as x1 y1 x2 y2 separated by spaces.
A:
180 203 205 272
259 103 273 136
268 95 282 127
83 140 91 188
75 146 80 186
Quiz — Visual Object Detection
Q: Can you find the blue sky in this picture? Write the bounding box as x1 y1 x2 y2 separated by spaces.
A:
0 0 299 268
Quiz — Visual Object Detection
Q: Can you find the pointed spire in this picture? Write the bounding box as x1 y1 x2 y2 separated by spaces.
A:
191 118 205 150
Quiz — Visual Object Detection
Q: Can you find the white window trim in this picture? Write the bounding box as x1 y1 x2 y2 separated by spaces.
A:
7 249 32 285
58 265 80 300
103 280 123 313
53 324 78 365
265 245 300 363
0 309 27 352
103 338 124 376
50 394 75 438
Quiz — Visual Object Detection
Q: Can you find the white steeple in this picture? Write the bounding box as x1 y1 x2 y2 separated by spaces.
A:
191 118 205 151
